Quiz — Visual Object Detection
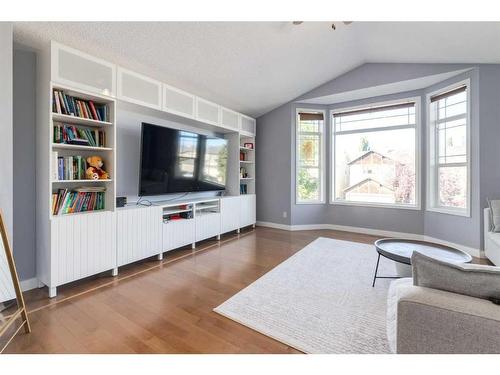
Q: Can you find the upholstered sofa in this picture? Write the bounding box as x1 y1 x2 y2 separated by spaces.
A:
387 278 500 353
485 207 500 266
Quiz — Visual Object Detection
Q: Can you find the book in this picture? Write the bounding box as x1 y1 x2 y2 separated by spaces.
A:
51 151 59 181
53 123 106 147
55 155 91 181
52 190 105 215
52 89 109 122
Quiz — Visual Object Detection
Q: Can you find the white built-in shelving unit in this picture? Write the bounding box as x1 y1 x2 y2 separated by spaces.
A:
239 134 256 195
36 41 257 298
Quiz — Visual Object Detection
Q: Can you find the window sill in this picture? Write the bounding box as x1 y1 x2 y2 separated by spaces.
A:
426 206 470 217
330 200 421 211
295 200 326 205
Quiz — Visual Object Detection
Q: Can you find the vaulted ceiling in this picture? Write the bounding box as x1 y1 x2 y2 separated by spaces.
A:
13 22 500 117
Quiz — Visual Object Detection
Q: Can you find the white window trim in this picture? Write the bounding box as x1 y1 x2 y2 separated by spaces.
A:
426 79 471 217
329 96 422 210
295 108 326 204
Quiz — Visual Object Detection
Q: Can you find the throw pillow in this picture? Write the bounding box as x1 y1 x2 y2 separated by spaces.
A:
412 251 500 302
488 199 500 232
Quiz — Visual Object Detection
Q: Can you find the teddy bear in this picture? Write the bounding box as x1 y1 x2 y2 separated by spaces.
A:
86 155 110 180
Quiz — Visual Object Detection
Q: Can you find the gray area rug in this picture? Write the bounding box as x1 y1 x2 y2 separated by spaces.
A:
214 237 397 353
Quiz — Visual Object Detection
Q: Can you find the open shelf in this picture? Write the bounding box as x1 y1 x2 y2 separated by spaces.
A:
240 146 254 151
52 143 113 151
52 179 112 183
52 113 113 127
196 204 219 211
239 160 254 164
163 208 192 215
240 177 254 180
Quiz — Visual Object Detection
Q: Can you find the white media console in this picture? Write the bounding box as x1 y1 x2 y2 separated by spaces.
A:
36 41 257 297
117 195 256 268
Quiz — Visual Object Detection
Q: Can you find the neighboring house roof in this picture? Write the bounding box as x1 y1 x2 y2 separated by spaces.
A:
347 150 394 166
343 178 395 193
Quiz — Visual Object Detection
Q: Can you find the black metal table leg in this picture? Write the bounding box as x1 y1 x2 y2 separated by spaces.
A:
372 253 380 287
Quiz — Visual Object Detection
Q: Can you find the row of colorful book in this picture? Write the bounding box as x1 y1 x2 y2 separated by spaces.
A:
240 184 248 194
51 152 90 181
52 188 105 215
53 89 109 122
53 123 106 147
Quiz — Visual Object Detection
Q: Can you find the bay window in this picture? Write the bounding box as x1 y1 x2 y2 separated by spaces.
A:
427 81 470 216
296 110 325 203
331 99 419 208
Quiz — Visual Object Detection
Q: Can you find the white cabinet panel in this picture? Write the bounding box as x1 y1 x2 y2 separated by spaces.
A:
116 207 162 266
51 211 116 286
51 42 116 96
221 108 240 131
195 213 221 241
240 194 256 228
117 68 162 110
162 219 195 251
221 196 241 233
240 115 256 136
163 84 196 118
196 98 220 125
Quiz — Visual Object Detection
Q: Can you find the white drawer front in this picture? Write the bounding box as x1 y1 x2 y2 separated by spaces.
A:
240 116 256 135
240 194 256 228
51 212 116 286
221 197 241 233
162 219 195 251
117 68 162 109
195 213 221 241
221 108 240 130
52 42 116 96
196 98 220 125
163 84 196 118
116 207 162 266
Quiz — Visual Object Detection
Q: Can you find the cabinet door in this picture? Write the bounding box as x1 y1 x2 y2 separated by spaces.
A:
240 115 256 136
195 213 221 241
221 196 241 233
240 194 256 228
196 97 220 125
221 107 240 131
51 42 116 96
116 207 162 267
51 211 116 286
162 219 195 251
163 84 196 118
117 67 162 110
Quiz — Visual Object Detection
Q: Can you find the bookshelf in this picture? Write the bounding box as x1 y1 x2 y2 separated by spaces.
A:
49 84 116 217
239 135 255 195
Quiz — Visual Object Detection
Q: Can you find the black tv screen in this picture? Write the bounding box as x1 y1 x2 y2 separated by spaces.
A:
139 123 228 196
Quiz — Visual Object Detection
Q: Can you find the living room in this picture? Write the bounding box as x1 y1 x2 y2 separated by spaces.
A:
1 1 500 373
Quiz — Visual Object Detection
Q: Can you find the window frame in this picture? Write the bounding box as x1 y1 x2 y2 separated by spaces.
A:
295 108 326 204
329 96 422 210
426 79 471 217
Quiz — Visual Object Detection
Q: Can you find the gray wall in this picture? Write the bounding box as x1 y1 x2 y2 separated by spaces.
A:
255 103 293 225
0 23 13 240
479 66 500 245
13 48 37 280
257 63 499 252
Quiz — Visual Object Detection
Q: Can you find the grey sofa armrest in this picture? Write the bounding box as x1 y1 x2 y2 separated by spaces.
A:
387 278 500 354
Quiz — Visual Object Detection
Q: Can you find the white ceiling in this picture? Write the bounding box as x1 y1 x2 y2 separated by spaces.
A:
13 22 500 117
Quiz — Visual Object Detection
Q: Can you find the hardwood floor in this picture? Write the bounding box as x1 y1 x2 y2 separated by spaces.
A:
3 227 487 353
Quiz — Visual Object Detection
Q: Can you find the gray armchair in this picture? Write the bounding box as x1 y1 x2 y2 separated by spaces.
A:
387 278 500 353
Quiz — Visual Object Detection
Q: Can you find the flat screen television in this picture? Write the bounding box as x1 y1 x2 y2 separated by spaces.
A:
139 123 228 196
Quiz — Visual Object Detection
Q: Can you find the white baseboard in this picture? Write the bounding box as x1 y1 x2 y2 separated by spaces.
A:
256 221 483 258
20 277 39 292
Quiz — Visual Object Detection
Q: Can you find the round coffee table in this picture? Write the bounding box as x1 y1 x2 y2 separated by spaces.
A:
372 238 472 287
